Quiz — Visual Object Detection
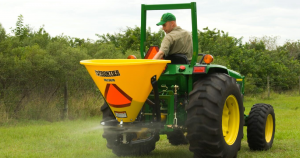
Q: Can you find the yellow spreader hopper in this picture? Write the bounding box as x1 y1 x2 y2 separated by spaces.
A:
80 59 170 122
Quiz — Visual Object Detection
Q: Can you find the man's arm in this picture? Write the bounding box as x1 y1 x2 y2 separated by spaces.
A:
152 50 164 60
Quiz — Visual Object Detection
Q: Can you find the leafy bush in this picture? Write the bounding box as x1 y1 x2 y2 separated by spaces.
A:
1 15 300 122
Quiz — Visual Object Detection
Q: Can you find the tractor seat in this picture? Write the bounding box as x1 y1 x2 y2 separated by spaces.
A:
164 54 189 64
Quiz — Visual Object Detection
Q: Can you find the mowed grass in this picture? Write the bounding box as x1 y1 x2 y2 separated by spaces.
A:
1 93 300 158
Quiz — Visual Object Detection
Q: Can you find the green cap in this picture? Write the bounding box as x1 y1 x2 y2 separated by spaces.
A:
156 13 176 26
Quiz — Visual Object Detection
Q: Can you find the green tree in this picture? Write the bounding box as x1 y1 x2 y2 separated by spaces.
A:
0 23 6 41
96 26 164 54
278 40 300 60
249 36 280 51
198 27 243 57
11 14 31 41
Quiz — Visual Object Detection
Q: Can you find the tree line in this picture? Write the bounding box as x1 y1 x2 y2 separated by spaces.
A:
99 27 300 93
1 15 300 121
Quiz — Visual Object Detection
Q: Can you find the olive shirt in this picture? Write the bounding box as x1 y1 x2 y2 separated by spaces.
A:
159 26 193 60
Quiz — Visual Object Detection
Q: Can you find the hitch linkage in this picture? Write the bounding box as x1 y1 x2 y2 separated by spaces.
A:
151 75 161 122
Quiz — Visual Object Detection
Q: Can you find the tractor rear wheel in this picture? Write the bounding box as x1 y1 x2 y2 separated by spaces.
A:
167 129 188 145
101 101 115 122
186 73 244 158
101 102 159 156
247 103 275 150
101 102 116 149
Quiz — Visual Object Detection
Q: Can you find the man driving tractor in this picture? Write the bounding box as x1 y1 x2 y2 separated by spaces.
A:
153 13 193 63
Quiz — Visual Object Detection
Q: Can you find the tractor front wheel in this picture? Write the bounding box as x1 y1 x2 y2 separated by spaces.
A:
186 73 244 158
167 129 188 145
247 103 275 150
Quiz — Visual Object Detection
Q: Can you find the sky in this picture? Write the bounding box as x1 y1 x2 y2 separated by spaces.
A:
1 0 300 46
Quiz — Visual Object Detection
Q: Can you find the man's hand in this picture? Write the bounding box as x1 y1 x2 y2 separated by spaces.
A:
152 50 164 60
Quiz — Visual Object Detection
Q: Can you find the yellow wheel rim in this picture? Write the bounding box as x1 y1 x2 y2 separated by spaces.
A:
265 114 273 143
222 95 240 145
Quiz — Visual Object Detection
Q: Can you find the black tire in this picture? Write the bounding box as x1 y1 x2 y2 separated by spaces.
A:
101 102 116 149
186 73 244 158
247 103 275 150
101 101 115 122
101 102 159 156
167 129 188 145
108 134 159 157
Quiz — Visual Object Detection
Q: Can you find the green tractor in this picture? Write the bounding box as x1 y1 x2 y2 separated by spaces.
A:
80 2 275 158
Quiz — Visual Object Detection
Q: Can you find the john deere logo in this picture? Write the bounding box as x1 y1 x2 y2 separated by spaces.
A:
95 70 120 77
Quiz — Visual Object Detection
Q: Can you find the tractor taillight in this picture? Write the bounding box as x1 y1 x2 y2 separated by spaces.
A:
193 66 206 73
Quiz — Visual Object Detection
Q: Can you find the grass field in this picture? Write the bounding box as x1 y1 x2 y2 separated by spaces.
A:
1 93 300 158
